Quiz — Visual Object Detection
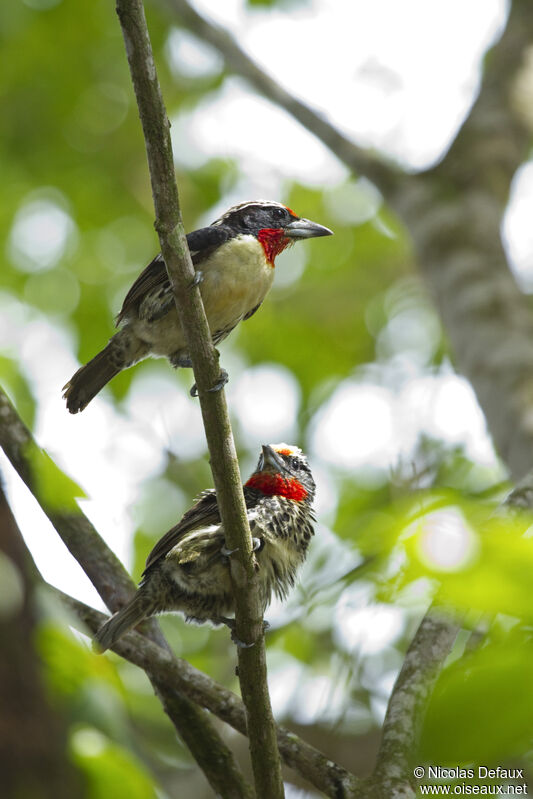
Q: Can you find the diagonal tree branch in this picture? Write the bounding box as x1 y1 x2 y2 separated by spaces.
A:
0 384 363 796
0 386 252 799
56 588 363 799
114 0 283 795
371 612 460 799
163 0 398 196
391 0 533 483
164 0 533 484
371 464 533 799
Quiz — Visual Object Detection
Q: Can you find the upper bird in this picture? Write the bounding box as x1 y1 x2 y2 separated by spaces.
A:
63 200 333 413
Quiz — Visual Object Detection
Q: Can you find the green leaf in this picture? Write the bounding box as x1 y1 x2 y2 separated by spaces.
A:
421 638 533 763
0 356 36 430
395 505 533 622
26 440 86 512
71 728 158 799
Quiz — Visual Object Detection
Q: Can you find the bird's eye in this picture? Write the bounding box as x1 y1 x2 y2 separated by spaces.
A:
273 207 286 220
290 457 301 470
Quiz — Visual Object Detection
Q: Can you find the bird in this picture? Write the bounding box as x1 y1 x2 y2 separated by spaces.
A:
94 443 316 652
63 201 332 412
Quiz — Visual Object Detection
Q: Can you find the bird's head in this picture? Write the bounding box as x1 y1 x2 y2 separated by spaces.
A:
245 443 315 502
212 201 333 265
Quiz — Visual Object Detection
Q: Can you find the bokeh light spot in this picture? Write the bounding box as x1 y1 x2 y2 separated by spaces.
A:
310 381 395 470
165 28 223 78
230 364 301 445
415 507 479 572
8 193 77 273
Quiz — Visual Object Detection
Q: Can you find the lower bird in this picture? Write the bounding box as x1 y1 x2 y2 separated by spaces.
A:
63 201 332 412
95 443 316 652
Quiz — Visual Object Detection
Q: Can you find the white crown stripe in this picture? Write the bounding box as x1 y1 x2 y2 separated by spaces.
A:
213 200 290 225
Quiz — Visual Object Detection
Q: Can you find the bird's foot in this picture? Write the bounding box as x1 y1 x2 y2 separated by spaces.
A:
221 544 239 557
221 537 261 557
218 617 270 648
190 270 203 289
190 368 229 397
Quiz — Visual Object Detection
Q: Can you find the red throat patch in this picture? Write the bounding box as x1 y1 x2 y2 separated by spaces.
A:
257 228 291 266
245 472 308 502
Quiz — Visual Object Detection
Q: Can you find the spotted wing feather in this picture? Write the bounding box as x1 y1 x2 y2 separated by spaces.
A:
143 490 221 573
143 486 266 575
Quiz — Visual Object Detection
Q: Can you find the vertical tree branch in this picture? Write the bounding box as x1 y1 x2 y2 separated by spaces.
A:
0 387 252 799
114 1 284 795
56 588 363 799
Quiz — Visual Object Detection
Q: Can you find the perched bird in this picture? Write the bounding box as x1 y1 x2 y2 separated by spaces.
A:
63 201 332 412
95 443 316 652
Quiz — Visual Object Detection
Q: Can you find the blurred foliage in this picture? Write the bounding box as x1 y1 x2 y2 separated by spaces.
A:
0 354 36 429
29 442 86 511
3 0 533 796
420 629 533 765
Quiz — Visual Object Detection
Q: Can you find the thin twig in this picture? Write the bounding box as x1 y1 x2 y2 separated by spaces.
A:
115 0 284 794
0 386 252 799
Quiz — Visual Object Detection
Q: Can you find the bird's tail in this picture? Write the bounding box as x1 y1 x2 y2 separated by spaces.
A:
94 593 155 653
63 342 122 414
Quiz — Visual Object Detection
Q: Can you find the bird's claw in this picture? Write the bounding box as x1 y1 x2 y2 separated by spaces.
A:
190 270 203 289
221 538 260 557
220 617 270 648
190 368 229 397
232 631 255 649
221 544 239 557
208 368 229 393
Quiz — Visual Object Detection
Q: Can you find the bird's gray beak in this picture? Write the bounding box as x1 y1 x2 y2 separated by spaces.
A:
260 444 290 474
284 218 333 239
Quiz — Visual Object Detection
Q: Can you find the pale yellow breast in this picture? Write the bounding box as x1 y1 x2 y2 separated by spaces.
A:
200 235 275 332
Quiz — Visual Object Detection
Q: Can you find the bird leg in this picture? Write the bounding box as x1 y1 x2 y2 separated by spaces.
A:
190 368 229 397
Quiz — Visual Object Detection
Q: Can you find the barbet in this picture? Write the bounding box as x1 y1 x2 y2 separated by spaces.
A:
95 443 316 652
63 201 332 412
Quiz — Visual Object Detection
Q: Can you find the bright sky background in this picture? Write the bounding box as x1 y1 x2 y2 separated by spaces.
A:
4 0 530 688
